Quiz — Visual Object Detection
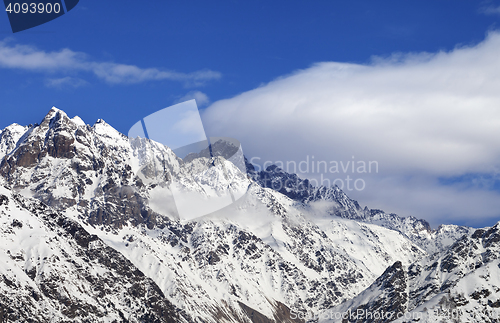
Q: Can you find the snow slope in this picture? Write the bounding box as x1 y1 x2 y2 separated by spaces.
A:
0 185 180 322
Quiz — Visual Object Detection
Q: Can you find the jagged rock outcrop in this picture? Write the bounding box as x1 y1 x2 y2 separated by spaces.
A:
328 261 408 323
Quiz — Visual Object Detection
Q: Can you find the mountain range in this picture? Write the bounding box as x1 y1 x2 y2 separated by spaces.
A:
0 107 498 322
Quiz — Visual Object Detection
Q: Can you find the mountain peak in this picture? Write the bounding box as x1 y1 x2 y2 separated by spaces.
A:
41 107 88 129
71 116 86 127
39 106 70 129
46 106 67 119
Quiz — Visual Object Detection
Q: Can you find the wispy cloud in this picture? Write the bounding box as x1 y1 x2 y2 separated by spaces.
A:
45 76 88 89
175 91 210 107
203 31 500 227
0 40 221 86
479 5 500 15
0 41 86 70
91 63 220 85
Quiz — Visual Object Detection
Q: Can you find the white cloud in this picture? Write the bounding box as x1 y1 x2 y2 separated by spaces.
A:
175 91 210 107
0 41 87 70
203 31 500 227
0 40 221 85
91 63 220 85
45 76 88 88
479 5 500 15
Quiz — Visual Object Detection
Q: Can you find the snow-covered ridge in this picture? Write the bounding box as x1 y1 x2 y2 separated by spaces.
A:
328 221 500 323
0 123 30 161
0 185 181 322
248 160 473 254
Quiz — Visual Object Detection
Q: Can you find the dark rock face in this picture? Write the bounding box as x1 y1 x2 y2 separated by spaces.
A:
0 195 7 206
341 261 408 323
238 301 304 323
249 164 317 202
183 138 240 163
1 140 40 169
1 111 76 170
483 224 500 248
247 162 366 219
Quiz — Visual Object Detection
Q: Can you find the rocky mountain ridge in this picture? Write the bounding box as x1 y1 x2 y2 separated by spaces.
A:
248 161 473 255
325 221 500 323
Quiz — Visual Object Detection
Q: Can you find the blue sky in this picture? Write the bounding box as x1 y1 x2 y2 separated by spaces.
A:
2 1 500 227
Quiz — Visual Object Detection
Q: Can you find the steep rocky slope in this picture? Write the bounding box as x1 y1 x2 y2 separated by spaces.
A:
0 185 180 322
325 222 500 323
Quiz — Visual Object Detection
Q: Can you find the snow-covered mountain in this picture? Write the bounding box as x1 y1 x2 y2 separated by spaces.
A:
0 185 180 322
326 222 500 323
0 107 493 323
